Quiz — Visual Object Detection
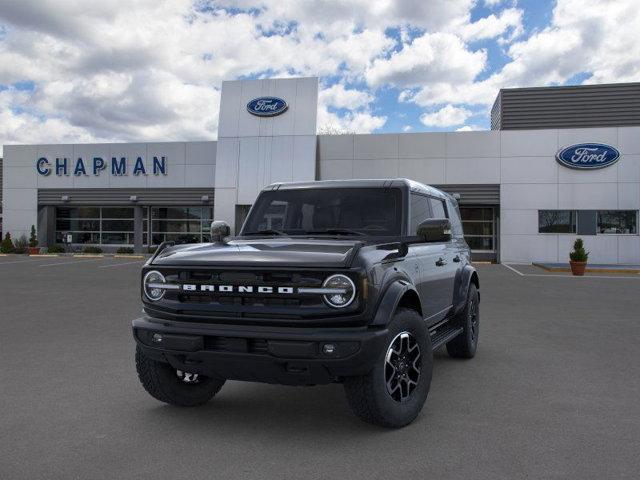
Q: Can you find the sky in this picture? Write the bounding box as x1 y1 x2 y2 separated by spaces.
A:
0 0 638 154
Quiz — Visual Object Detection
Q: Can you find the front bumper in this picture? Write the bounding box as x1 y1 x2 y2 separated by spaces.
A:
132 316 389 386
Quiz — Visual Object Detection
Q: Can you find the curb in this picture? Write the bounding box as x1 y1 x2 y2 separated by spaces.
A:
533 263 640 275
114 254 145 259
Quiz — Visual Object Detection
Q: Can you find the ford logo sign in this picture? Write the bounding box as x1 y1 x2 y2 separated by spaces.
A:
556 143 620 170
247 97 288 117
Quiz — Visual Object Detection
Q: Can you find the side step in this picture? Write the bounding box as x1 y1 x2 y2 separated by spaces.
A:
429 324 464 350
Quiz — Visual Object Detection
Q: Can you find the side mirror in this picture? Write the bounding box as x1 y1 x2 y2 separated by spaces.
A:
210 221 231 243
417 218 452 243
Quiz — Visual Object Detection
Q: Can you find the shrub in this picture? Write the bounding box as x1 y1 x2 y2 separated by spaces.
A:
569 238 589 262
47 244 66 254
29 225 38 248
13 235 29 254
148 245 158 254
116 247 135 254
1 233 15 253
83 246 103 254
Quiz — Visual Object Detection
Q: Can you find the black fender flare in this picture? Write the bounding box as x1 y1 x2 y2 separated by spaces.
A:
371 280 423 326
453 264 479 313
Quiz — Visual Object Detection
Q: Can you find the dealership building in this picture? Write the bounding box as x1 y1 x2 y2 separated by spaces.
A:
1 78 639 264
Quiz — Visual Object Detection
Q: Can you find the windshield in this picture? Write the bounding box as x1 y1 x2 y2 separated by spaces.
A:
241 188 403 236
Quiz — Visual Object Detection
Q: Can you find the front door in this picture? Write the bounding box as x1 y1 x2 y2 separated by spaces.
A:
408 193 456 325
460 206 497 262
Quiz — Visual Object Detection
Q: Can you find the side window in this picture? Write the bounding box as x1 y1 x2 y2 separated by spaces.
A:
410 193 431 234
430 198 447 219
447 199 464 236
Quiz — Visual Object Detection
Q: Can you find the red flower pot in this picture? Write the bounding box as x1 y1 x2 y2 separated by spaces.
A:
28 246 40 255
569 261 587 276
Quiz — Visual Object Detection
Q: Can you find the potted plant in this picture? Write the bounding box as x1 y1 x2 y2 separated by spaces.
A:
1 232 15 254
569 238 589 276
28 225 40 255
13 235 29 254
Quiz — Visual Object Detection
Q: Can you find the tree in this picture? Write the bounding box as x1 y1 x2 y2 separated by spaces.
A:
569 238 589 262
1 232 15 253
29 225 38 248
317 123 355 135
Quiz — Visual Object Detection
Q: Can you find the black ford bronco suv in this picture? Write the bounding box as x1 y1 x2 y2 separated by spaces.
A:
133 179 479 427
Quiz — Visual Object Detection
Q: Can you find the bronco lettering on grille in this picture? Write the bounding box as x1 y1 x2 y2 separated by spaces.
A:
181 284 295 294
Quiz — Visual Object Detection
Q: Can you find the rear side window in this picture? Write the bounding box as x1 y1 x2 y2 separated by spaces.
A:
430 198 447 219
446 198 464 237
410 194 431 234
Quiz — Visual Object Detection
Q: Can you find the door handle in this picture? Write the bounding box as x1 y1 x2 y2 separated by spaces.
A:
453 255 461 263
435 257 447 266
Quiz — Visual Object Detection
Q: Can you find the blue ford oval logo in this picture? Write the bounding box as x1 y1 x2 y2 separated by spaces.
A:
247 97 288 117
556 143 620 170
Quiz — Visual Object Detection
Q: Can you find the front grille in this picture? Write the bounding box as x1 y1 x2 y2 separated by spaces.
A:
150 268 361 320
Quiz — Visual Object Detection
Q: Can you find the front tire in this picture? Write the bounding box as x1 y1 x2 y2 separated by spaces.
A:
446 283 479 359
135 346 225 407
343 308 433 428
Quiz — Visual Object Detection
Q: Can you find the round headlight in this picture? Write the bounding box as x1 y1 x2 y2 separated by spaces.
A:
322 274 356 308
143 270 166 301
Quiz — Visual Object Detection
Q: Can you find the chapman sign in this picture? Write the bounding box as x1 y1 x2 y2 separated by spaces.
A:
246 97 288 117
36 156 167 177
556 143 620 170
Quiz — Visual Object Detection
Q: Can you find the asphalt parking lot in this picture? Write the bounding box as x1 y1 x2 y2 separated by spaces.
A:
1 256 639 479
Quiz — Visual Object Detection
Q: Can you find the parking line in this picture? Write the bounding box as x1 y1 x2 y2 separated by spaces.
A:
0 257 57 266
39 258 103 267
98 260 145 269
502 263 640 280
502 263 524 276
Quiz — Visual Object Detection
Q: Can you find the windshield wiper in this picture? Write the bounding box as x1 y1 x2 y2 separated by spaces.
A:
243 229 287 236
306 228 365 236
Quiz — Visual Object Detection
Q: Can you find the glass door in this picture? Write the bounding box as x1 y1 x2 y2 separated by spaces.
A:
459 206 497 261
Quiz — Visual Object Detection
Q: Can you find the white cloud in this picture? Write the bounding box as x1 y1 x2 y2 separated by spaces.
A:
402 125 413 132
404 0 640 111
459 7 523 42
420 105 472 127
0 0 638 147
317 106 386 134
319 84 373 110
366 32 486 88
317 82 384 133
456 125 484 131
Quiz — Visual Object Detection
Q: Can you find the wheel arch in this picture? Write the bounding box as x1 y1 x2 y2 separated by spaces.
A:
371 280 423 326
453 265 480 312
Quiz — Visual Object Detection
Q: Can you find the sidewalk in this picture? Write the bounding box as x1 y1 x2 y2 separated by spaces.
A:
533 262 640 274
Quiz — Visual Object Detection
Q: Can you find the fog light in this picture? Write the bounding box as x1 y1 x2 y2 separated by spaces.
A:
152 333 163 343
322 343 336 355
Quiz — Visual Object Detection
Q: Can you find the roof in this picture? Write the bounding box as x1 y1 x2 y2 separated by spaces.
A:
263 178 448 198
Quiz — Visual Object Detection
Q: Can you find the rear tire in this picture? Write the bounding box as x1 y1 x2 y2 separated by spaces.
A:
135 346 225 406
446 284 479 359
344 308 433 428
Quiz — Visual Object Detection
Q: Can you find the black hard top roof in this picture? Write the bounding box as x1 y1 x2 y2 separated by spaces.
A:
263 178 448 199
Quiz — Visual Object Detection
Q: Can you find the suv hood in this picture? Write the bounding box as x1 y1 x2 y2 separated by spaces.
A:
151 238 362 268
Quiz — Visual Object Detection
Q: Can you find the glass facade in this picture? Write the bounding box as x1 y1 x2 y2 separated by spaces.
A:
538 210 577 233
56 207 139 245
55 206 213 246
150 206 213 245
597 210 637 234
538 210 638 235
460 207 495 251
